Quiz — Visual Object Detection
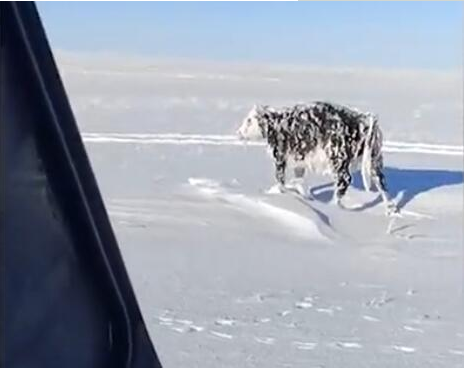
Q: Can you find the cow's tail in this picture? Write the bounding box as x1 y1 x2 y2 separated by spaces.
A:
361 113 378 192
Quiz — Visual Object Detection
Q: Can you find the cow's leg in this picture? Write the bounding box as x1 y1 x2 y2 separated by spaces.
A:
274 156 287 187
293 166 305 179
327 141 352 207
372 157 397 215
266 150 287 194
288 164 307 197
333 164 351 206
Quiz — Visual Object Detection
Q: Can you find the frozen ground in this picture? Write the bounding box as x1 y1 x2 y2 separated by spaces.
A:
57 52 463 367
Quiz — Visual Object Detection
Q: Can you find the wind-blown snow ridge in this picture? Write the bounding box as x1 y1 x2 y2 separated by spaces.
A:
188 177 329 242
82 132 463 156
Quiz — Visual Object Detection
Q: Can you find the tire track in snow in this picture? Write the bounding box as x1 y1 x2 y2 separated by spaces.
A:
82 132 463 156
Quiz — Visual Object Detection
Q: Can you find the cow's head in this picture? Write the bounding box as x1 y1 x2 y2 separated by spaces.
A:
236 105 266 140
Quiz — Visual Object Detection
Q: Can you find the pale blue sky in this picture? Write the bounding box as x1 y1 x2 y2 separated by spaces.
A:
37 1 463 70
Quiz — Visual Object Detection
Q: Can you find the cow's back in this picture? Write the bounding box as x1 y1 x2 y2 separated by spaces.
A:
280 102 365 159
311 102 366 160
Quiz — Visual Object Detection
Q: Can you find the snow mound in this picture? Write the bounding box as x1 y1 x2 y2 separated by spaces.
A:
188 177 329 242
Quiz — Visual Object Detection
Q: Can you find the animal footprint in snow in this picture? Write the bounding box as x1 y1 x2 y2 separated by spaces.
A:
210 330 233 340
235 293 265 304
277 310 292 317
365 291 395 308
171 326 187 334
253 317 271 324
331 342 363 349
171 324 203 334
174 319 193 325
215 318 236 327
362 315 380 322
392 345 416 353
158 316 174 326
295 296 315 309
292 341 317 350
254 337 276 345
187 325 205 332
161 316 204 333
295 301 313 309
316 307 339 315
403 325 424 333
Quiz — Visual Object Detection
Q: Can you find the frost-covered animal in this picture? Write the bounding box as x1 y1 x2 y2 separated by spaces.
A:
236 102 396 214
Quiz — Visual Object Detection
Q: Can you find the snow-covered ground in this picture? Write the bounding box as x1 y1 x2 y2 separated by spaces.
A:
57 52 463 367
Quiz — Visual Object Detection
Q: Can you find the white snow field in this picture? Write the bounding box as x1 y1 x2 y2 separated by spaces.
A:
57 52 463 367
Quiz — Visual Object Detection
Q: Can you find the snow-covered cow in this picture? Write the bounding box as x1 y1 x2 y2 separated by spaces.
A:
236 101 396 214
